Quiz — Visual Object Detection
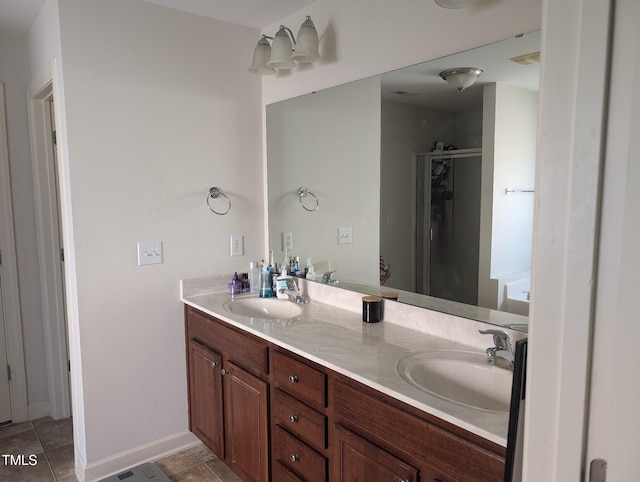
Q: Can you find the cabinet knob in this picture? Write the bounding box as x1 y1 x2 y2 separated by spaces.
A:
289 415 298 423
290 454 299 462
220 368 229 376
210 361 219 368
288 375 299 383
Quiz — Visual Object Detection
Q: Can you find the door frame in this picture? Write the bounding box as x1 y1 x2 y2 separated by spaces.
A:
523 0 613 479
27 60 71 420
0 83 29 422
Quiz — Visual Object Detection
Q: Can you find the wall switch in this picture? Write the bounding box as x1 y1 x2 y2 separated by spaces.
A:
281 231 294 251
338 227 353 245
137 241 163 266
230 235 244 256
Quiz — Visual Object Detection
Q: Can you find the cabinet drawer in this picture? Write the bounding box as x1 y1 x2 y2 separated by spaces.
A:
274 426 327 482
273 351 326 409
273 388 326 451
334 379 504 481
187 306 269 378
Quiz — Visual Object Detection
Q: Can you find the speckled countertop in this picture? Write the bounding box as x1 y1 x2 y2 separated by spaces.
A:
181 274 526 447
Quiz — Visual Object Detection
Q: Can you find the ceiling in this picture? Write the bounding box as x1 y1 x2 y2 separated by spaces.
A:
0 0 317 35
380 30 541 111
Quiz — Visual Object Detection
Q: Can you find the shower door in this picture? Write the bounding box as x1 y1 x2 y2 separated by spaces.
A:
416 149 482 305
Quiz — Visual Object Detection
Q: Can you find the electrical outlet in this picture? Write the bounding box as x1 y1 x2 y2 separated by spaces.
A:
137 241 163 266
338 227 353 245
281 231 294 251
230 235 244 256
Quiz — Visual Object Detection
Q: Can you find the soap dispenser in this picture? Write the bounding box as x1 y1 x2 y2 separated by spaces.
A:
305 257 316 281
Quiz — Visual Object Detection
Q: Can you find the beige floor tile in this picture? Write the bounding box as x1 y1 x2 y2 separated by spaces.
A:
0 455 53 482
0 430 43 457
168 463 222 482
45 443 74 480
205 458 242 482
0 422 35 439
155 449 202 476
33 418 73 452
191 443 215 462
57 476 79 482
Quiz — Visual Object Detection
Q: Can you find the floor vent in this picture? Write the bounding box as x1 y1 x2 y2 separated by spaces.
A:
99 462 170 482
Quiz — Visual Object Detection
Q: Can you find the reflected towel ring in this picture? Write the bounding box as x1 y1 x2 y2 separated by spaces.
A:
298 187 319 212
206 187 231 215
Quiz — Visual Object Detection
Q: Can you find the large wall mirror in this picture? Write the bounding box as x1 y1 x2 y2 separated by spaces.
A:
267 31 540 332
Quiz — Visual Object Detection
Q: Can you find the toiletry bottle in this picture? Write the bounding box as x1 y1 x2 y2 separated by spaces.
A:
305 258 316 281
249 261 260 294
228 272 242 295
259 266 274 298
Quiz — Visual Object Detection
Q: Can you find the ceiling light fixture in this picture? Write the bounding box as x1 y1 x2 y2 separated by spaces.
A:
439 67 483 92
249 16 321 76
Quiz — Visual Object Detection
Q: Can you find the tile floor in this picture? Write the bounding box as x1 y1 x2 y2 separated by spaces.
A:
0 417 242 482
0 417 75 481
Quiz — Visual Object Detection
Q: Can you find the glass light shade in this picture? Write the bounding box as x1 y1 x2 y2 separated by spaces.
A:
439 68 483 91
248 37 276 75
267 27 296 69
291 16 321 63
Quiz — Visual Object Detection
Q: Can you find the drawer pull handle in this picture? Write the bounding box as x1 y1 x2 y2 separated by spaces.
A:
288 375 299 383
220 368 229 376
290 454 299 462
289 415 298 423
210 361 219 368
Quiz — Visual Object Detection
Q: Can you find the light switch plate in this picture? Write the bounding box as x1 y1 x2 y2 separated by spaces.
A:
230 235 244 256
338 227 353 245
281 231 294 251
137 241 163 266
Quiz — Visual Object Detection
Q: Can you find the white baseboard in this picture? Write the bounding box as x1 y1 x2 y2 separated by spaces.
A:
80 430 200 482
28 401 50 420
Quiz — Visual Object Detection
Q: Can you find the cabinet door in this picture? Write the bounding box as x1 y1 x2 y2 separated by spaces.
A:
188 340 224 458
334 424 418 482
223 360 269 482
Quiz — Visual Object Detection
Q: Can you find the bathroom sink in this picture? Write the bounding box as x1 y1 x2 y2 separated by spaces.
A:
223 296 303 321
396 350 513 413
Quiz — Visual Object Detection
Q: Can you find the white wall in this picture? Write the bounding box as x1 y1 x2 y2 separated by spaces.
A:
30 0 263 478
490 83 537 277
0 34 49 411
479 83 537 309
380 101 457 292
267 77 380 284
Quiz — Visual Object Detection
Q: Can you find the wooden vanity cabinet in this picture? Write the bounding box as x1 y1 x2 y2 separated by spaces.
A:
185 305 506 482
185 306 269 482
332 377 506 482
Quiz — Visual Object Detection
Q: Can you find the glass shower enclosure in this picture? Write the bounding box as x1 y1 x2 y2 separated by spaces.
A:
416 148 482 305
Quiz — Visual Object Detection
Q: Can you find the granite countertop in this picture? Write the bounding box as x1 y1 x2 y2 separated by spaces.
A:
181 275 518 447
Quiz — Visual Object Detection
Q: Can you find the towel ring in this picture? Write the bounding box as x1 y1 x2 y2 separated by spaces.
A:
206 187 231 215
298 187 319 212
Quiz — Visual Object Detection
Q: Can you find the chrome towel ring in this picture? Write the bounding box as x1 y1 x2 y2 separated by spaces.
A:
206 187 231 215
298 187 319 212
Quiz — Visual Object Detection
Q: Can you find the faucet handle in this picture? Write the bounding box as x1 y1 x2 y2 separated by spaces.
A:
479 329 512 352
322 270 336 284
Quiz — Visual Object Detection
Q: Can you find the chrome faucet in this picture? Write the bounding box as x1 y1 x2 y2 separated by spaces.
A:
479 329 515 369
277 277 309 304
322 270 336 284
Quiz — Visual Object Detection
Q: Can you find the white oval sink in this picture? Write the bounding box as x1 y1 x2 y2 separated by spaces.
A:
396 350 513 413
223 297 303 321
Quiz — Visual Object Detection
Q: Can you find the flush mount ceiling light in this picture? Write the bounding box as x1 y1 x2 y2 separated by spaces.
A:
249 16 321 76
439 67 483 92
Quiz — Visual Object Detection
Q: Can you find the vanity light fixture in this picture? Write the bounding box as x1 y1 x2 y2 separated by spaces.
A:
439 67 483 92
249 16 321 75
